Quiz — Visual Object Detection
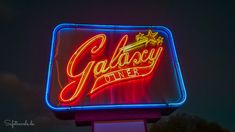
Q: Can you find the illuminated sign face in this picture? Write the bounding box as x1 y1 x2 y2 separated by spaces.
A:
45 24 186 111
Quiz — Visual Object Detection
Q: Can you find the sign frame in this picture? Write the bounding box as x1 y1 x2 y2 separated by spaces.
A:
45 23 187 112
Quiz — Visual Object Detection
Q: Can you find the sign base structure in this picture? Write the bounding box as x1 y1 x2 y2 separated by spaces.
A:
75 109 162 125
93 120 147 132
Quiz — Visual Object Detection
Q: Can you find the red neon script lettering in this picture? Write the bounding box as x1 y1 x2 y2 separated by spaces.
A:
59 30 164 103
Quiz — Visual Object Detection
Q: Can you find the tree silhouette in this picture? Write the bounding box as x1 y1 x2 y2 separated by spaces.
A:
149 113 229 132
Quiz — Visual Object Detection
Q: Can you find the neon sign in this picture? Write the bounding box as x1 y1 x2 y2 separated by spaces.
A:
45 24 187 111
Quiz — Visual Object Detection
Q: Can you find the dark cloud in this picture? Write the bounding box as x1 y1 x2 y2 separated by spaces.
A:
0 73 90 131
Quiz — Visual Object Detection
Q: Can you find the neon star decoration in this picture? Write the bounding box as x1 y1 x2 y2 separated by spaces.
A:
122 30 163 52
59 30 164 103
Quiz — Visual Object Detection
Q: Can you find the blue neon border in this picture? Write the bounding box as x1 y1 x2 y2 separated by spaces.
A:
45 23 187 111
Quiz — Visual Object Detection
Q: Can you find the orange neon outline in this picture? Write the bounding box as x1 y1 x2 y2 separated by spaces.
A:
67 34 106 78
59 34 106 103
59 61 95 102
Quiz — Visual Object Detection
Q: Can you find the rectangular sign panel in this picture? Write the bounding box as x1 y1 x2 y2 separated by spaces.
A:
45 24 186 111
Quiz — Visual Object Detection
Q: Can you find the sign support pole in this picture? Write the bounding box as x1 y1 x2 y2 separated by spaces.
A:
93 120 147 132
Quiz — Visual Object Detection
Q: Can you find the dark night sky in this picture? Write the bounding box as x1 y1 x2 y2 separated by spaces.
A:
0 0 234 131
